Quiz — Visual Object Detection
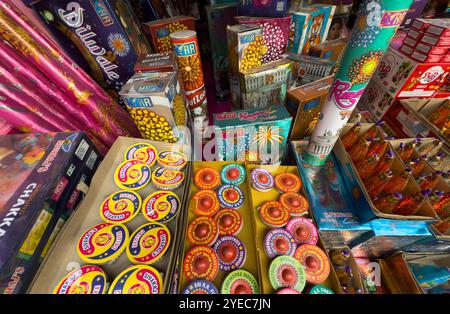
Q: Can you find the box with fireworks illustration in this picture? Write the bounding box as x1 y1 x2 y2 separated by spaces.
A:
0 132 99 293
120 71 187 143
334 123 438 223
287 53 337 88
29 137 192 294
286 76 333 141
236 16 291 65
134 52 178 73
206 3 238 100
372 47 450 99
292 141 372 249
289 4 335 55
31 0 150 95
142 16 195 53
177 161 260 294
245 163 343 294
213 106 292 165
350 219 432 259
239 59 294 109
309 37 347 61
237 0 290 17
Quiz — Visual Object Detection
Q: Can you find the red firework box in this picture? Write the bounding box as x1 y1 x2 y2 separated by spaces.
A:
245 164 342 294
420 34 450 47
178 161 260 294
402 36 418 48
414 43 449 56
170 30 208 127
372 47 450 99
409 51 443 63
406 28 423 41
142 16 195 53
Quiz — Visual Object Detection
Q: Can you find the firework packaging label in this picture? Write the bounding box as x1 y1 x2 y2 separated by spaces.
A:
291 141 372 248
0 132 100 294
236 16 291 64
134 52 177 73
287 76 334 141
237 0 290 18
120 72 187 143
31 0 150 95
170 30 208 128
239 59 294 109
206 3 237 101
305 0 414 166
288 53 337 88
143 16 195 53
213 106 292 164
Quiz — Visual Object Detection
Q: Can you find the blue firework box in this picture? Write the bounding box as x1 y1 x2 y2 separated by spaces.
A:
289 4 335 55
31 0 150 94
291 141 372 248
237 0 290 17
350 219 432 259
0 132 100 294
213 106 292 164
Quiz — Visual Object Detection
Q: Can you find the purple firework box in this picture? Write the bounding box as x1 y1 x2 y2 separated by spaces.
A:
237 0 290 18
400 0 429 28
31 0 150 93
0 132 99 294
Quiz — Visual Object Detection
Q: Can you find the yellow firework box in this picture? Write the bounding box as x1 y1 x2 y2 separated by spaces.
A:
120 72 187 143
170 30 208 127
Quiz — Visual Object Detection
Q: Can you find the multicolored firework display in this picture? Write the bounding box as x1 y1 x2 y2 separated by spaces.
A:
170 30 208 128
305 0 414 166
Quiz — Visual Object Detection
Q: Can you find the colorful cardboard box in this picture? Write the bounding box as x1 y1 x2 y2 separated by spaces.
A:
288 53 337 88
120 72 187 143
142 16 195 53
239 59 293 109
309 37 347 61
213 106 292 164
237 0 290 17
350 219 432 259
292 141 372 249
206 3 238 100
32 0 150 94
359 79 396 120
286 76 333 141
0 132 99 294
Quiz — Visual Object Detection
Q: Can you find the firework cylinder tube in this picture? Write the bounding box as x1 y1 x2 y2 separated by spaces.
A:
304 0 413 166
170 30 208 129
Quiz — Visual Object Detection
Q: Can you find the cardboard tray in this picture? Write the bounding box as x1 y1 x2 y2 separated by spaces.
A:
334 123 438 223
245 164 343 294
329 246 366 294
401 99 450 148
28 137 192 294
177 161 259 293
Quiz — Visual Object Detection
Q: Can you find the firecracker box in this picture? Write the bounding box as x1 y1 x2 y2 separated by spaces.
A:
237 0 290 17
286 76 333 141
32 0 150 94
415 43 449 55
239 59 293 109
236 16 291 64
133 52 177 73
288 53 337 88
292 141 372 249
120 71 187 143
400 44 414 56
401 226 450 254
401 0 429 28
227 24 264 77
206 3 238 100
0 132 99 294
373 47 450 99
359 79 396 120
289 4 336 55
350 219 432 259
410 51 443 63
420 34 450 47
334 123 439 224
403 36 418 48
380 252 450 294
213 106 292 164
421 18 450 37
309 37 347 61
142 16 195 53
407 28 423 41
